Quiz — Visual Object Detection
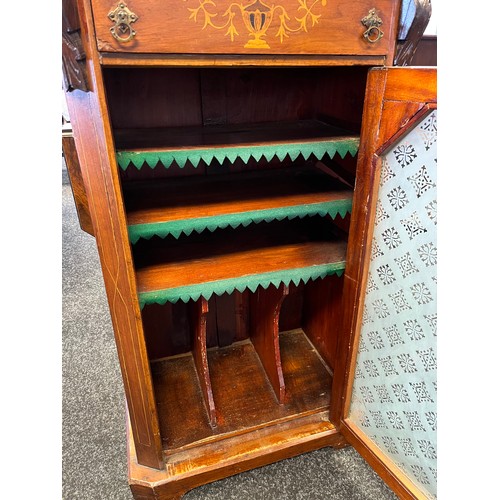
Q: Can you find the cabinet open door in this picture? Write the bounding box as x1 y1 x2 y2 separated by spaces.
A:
334 67 437 500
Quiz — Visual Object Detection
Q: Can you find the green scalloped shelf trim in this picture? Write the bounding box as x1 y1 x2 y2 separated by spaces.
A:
128 199 352 243
117 138 360 170
138 262 345 308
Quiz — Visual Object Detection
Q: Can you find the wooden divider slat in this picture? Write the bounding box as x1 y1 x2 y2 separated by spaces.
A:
190 298 217 427
249 284 289 404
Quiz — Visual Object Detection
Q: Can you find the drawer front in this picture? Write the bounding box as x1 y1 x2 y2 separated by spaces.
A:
91 0 400 57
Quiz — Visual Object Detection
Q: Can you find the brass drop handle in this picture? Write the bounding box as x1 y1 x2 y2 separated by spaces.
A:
361 8 384 43
108 2 138 43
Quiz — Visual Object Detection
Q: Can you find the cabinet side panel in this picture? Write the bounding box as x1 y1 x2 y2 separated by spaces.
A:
65 0 164 469
67 88 164 469
62 134 94 236
347 110 437 498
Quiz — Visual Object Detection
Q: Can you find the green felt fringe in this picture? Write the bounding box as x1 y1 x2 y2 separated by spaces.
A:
138 263 345 308
117 139 360 170
128 199 352 243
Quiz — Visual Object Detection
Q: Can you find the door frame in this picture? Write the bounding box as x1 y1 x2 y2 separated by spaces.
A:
330 66 437 499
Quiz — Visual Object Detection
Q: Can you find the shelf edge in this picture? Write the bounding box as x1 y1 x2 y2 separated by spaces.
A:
117 138 360 170
138 262 346 308
129 200 352 243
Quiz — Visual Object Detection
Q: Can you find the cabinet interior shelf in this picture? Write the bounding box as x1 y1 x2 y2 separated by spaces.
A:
152 328 332 453
114 120 360 170
133 218 347 306
123 165 353 242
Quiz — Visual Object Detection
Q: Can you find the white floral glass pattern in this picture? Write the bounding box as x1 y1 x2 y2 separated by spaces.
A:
348 110 437 498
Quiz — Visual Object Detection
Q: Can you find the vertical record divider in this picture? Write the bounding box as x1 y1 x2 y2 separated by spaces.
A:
189 297 217 428
249 283 289 404
302 274 344 371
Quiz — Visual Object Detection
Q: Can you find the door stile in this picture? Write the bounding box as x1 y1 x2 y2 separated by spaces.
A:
333 67 437 500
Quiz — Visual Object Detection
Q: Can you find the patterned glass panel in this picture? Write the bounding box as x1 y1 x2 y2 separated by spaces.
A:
349 110 437 498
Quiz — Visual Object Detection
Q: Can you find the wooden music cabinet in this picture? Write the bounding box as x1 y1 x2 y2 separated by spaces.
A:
63 0 437 498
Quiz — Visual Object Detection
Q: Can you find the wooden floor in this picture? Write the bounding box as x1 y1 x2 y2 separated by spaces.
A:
151 329 332 453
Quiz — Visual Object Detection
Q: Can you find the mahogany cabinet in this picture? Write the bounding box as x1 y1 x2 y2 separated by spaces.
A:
64 0 436 498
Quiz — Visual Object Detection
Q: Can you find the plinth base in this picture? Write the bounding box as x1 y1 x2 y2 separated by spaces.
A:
127 410 347 499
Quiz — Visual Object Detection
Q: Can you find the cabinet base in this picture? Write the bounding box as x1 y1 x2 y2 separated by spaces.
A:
127 410 347 499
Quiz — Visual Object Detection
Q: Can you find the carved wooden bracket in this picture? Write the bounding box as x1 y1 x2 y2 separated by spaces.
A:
62 0 89 92
394 0 432 66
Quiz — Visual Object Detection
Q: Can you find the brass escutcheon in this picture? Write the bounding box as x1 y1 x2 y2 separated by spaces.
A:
361 8 384 43
108 2 138 43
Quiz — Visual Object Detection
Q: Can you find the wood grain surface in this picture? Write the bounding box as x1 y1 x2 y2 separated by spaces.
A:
66 0 165 469
249 284 288 403
114 120 356 151
91 0 399 57
100 52 387 67
151 329 333 451
123 165 352 226
128 409 346 499
104 67 368 135
191 298 217 427
132 218 347 294
62 134 94 235
302 273 344 370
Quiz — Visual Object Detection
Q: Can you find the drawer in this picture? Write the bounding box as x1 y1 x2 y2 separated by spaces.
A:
91 0 400 58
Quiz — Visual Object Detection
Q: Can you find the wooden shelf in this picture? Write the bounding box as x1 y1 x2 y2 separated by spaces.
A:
132 218 347 306
152 328 332 453
123 165 353 242
114 120 359 170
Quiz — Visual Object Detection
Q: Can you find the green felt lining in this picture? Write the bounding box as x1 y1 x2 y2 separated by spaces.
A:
128 199 352 243
117 139 360 170
138 262 345 308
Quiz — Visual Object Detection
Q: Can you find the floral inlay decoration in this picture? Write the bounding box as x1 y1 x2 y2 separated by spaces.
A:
185 0 327 48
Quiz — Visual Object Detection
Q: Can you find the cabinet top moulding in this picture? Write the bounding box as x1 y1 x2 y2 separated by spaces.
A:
98 53 390 68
